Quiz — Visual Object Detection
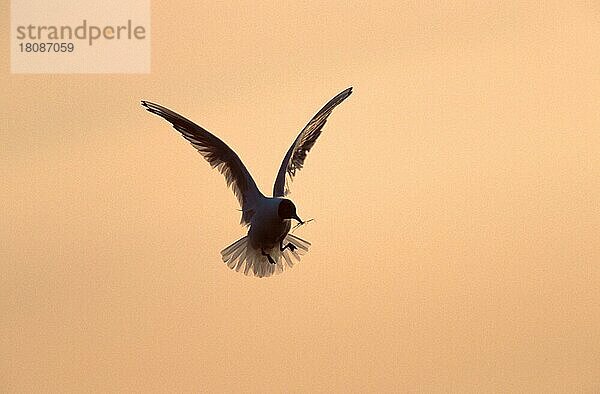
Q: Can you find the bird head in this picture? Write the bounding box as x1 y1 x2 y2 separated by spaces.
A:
278 199 303 223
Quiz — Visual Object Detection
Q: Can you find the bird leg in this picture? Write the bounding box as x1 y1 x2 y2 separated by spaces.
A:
261 248 276 265
280 241 297 252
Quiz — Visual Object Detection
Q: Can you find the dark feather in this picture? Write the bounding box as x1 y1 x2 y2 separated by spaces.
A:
141 100 262 225
273 87 352 197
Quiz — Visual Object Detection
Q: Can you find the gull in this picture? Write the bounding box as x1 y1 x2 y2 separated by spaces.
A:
141 87 352 277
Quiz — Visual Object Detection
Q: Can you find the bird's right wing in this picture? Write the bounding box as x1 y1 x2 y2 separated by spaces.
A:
141 101 262 225
273 87 352 197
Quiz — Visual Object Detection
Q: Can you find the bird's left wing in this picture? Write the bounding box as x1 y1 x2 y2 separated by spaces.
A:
273 87 352 197
141 100 262 225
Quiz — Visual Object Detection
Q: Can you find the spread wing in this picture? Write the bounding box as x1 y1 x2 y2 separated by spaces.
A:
273 87 352 197
141 100 262 225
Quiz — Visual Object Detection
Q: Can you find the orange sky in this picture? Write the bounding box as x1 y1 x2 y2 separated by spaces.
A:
1 1 599 392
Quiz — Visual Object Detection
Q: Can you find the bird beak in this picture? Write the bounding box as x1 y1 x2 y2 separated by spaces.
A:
293 214 304 224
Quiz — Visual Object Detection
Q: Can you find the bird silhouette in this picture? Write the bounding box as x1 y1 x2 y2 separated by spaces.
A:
141 87 352 277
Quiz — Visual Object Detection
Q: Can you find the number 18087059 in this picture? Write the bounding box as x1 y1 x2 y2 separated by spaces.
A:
18 42 75 53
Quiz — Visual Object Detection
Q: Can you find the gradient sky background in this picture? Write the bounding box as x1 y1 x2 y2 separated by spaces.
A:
2 1 600 392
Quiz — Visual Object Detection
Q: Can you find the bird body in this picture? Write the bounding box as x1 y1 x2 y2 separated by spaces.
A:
247 197 291 250
142 87 352 277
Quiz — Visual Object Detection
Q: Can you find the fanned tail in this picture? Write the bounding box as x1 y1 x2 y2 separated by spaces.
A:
220 234 311 278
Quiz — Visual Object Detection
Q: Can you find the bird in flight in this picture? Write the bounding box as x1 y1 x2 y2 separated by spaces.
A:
141 87 352 277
